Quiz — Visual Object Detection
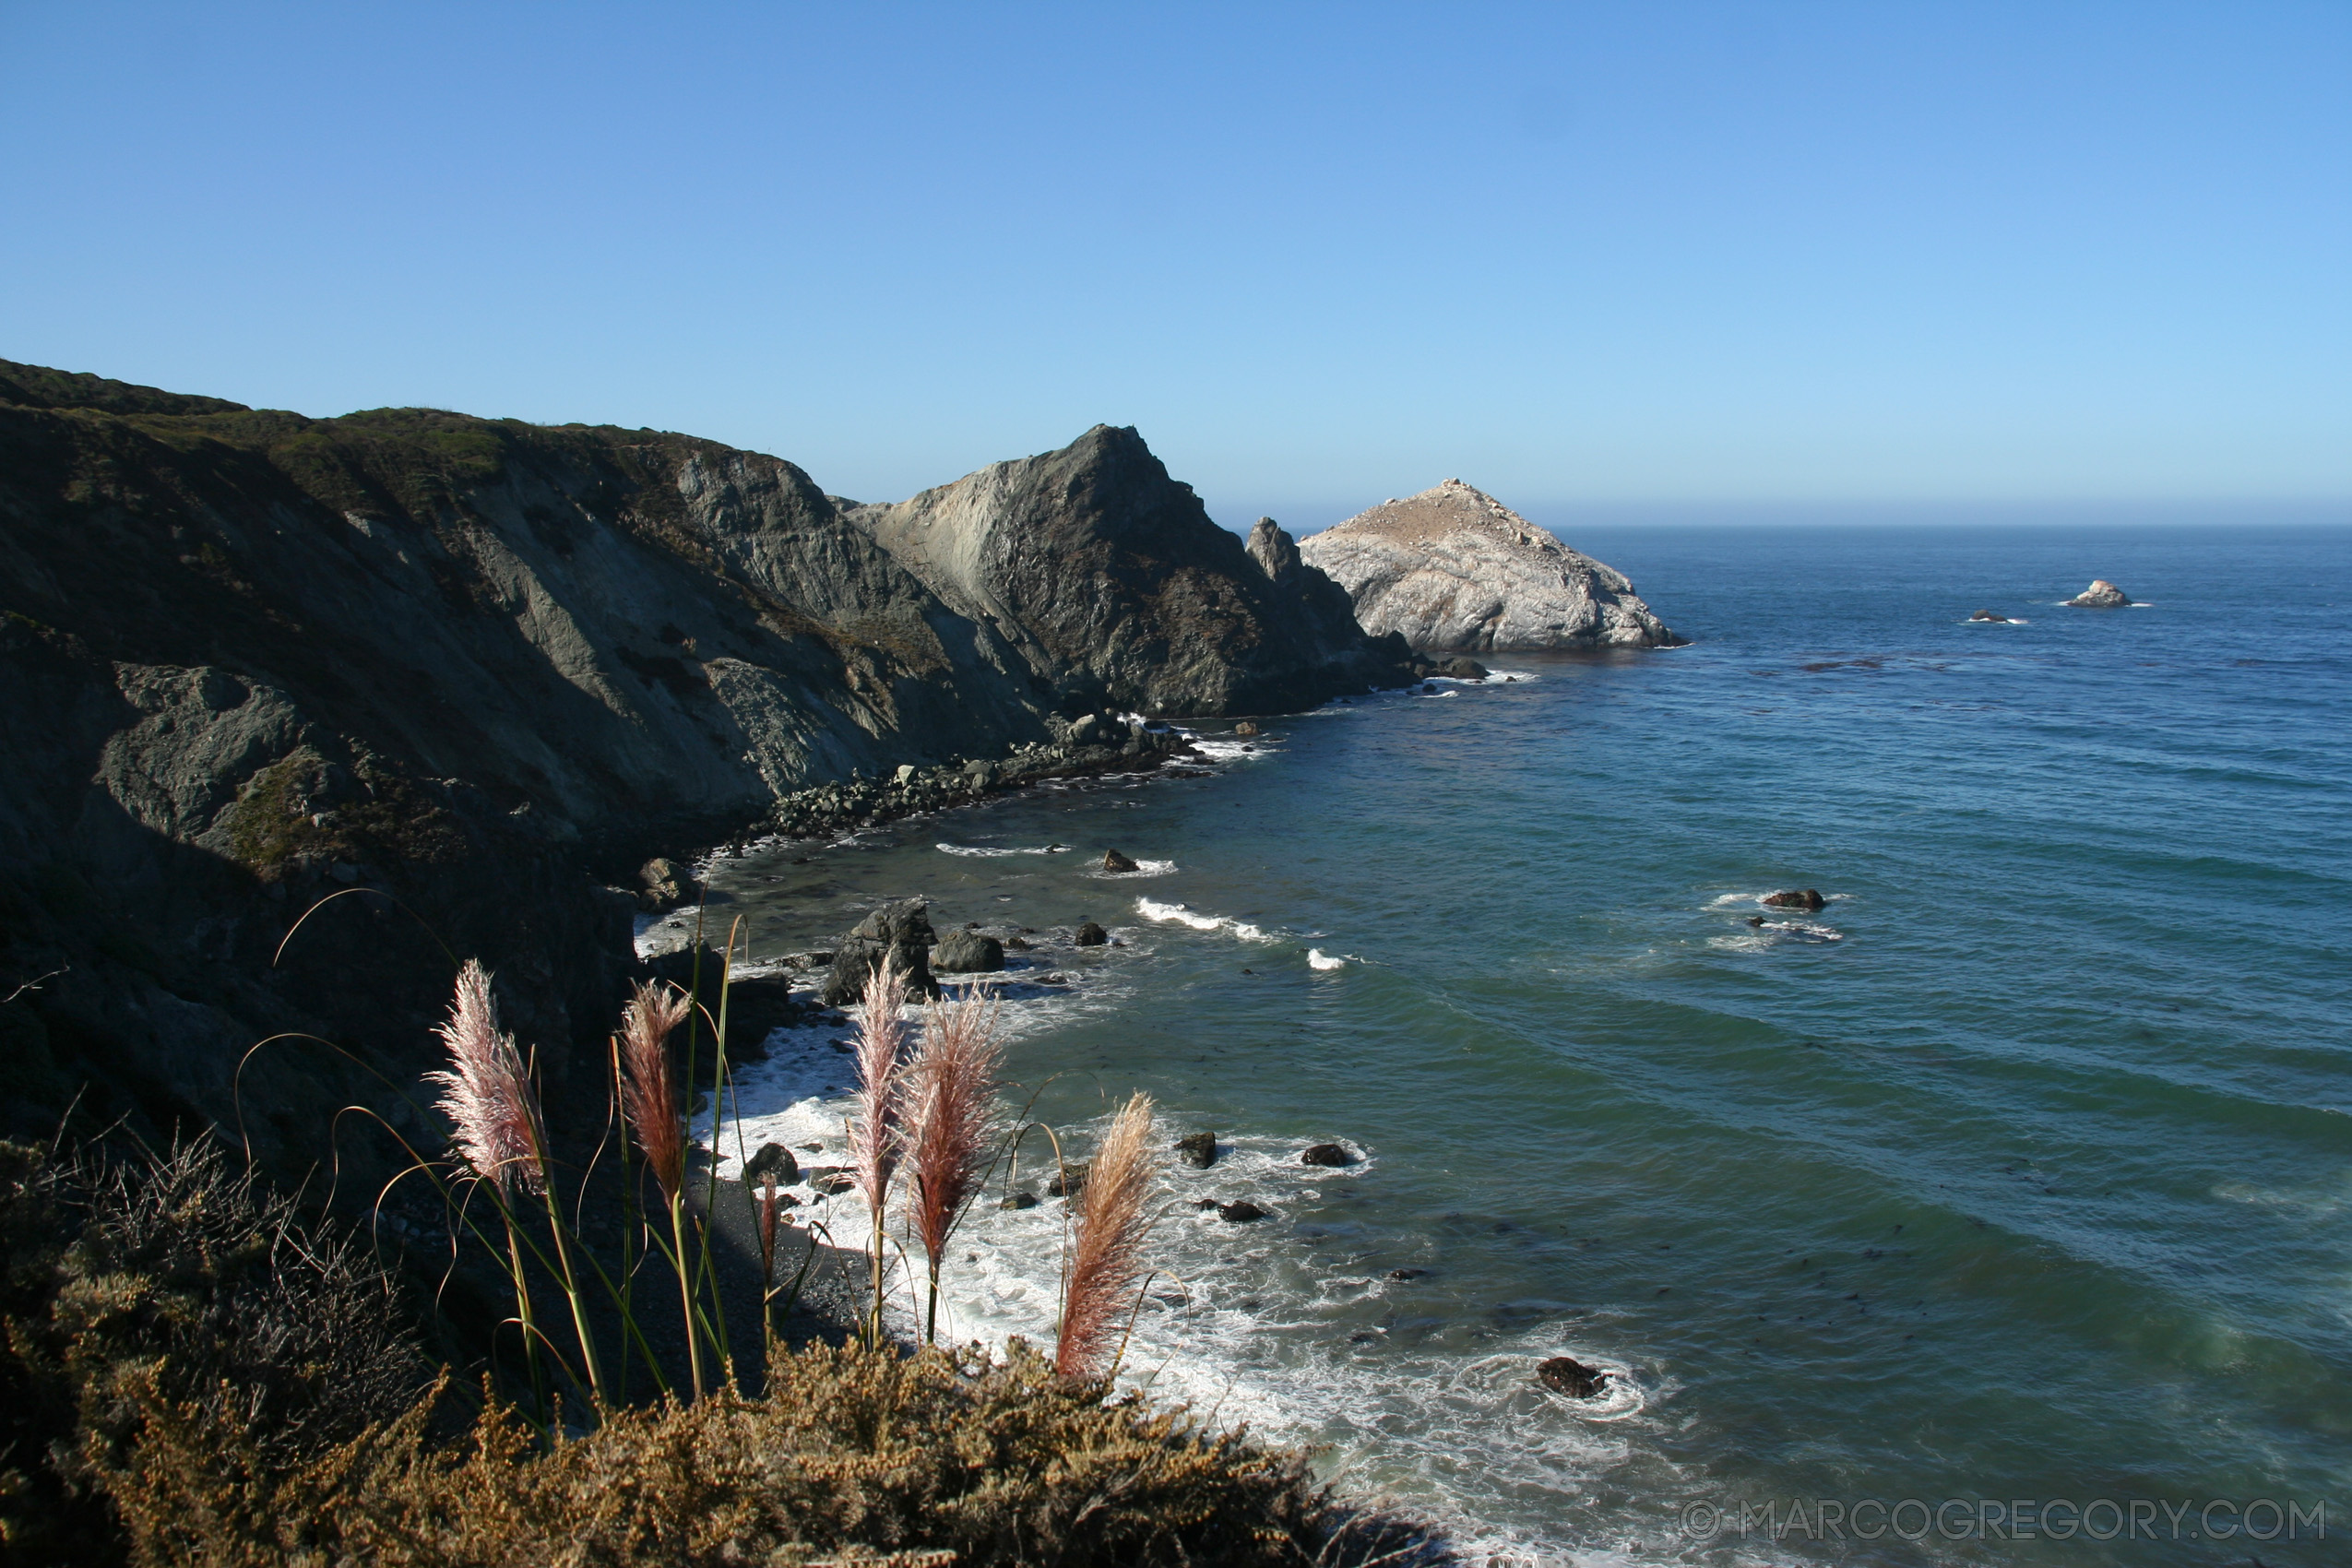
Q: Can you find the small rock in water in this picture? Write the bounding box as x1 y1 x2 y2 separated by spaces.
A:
1763 889 1826 911
1536 1355 1610 1399
1746 915 1765 927
1004 935 1032 950
932 928 1005 973
1301 1143 1355 1168
999 1190 1039 1211
1101 849 1139 873
1074 921 1109 946
1387 1267 1428 1280
2067 578 2130 608
742 1142 800 1187
1968 609 2011 623
1436 655 1490 680
1217 1200 1268 1223
1175 1132 1218 1169
810 1170 856 1195
1047 1163 1089 1198
1235 720 1260 735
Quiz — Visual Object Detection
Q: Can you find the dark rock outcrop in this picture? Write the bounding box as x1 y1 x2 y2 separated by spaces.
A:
1536 1356 1609 1399
1762 889 1826 911
1101 849 1138 873
1215 1200 1268 1223
1047 1163 1089 1198
1300 1143 1355 1168
931 928 1004 974
820 899 939 1005
850 431 1409 716
1968 610 2011 623
1174 1132 1218 1169
2067 579 2130 608
1073 921 1109 947
742 1142 800 1187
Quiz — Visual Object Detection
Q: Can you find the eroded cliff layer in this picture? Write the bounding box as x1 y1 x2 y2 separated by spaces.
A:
1299 479 1681 652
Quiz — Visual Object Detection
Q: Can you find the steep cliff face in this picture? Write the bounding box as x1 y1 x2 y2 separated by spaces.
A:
0 364 1401 1166
849 427 1405 716
1299 480 1681 652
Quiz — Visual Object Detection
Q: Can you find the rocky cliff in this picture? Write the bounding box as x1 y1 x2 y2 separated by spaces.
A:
0 362 1404 1170
848 427 1400 715
1298 479 1681 652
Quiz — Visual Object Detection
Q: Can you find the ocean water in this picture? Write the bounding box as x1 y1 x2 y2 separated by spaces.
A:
678 524 2351 1564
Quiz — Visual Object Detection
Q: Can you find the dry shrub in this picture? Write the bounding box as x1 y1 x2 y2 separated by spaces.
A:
110 1339 1444 1567
0 1136 429 1564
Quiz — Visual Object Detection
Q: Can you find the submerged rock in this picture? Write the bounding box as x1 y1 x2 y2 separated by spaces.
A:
1763 889 1826 911
1175 1132 1218 1169
1386 1267 1428 1281
2067 578 2130 608
1299 479 1681 652
1047 1163 1089 1198
1536 1355 1609 1399
999 1190 1039 1211
932 928 1004 973
1216 1200 1268 1223
1968 609 2012 623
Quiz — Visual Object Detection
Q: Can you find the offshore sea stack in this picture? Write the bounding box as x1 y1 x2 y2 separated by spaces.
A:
1299 479 1681 652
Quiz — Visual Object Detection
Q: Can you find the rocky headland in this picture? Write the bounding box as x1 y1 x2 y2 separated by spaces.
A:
1298 479 1681 652
0 359 1412 1174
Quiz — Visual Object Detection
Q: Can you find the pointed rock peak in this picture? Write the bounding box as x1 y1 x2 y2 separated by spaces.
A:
1246 517 1300 581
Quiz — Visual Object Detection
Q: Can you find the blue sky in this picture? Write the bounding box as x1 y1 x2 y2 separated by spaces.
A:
2 2 2345 527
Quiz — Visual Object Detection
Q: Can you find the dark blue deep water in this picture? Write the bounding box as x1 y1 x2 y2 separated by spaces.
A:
691 524 2352 1564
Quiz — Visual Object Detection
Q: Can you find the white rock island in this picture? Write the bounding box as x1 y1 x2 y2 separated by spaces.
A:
1298 480 1681 652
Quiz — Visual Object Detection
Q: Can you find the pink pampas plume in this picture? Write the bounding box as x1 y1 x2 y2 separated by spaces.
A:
617 980 693 1202
1055 1092 1158 1379
426 959 543 1195
907 986 1004 1339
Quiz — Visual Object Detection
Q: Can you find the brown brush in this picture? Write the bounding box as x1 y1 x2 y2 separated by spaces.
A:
1055 1092 1158 1379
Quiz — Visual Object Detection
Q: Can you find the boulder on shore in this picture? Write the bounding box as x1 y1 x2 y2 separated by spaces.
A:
1763 889 1826 911
820 898 940 1005
638 856 690 911
2067 579 2130 608
932 928 1004 973
1536 1355 1610 1399
1299 479 1680 652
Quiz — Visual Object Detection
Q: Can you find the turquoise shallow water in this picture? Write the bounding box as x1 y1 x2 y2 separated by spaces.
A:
685 524 2351 1564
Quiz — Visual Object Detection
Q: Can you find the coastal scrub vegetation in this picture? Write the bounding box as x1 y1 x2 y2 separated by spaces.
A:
0 944 1443 1565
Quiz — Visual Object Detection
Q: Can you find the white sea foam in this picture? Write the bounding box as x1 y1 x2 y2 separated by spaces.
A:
1307 948 1348 970
935 842 1068 858
1091 858 1177 878
1134 897 1281 941
1189 739 1277 763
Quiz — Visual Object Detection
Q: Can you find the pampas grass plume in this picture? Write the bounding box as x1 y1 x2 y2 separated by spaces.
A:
1056 1092 1158 1379
425 960 543 1195
618 980 693 1201
909 987 1004 1338
848 958 910 1216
